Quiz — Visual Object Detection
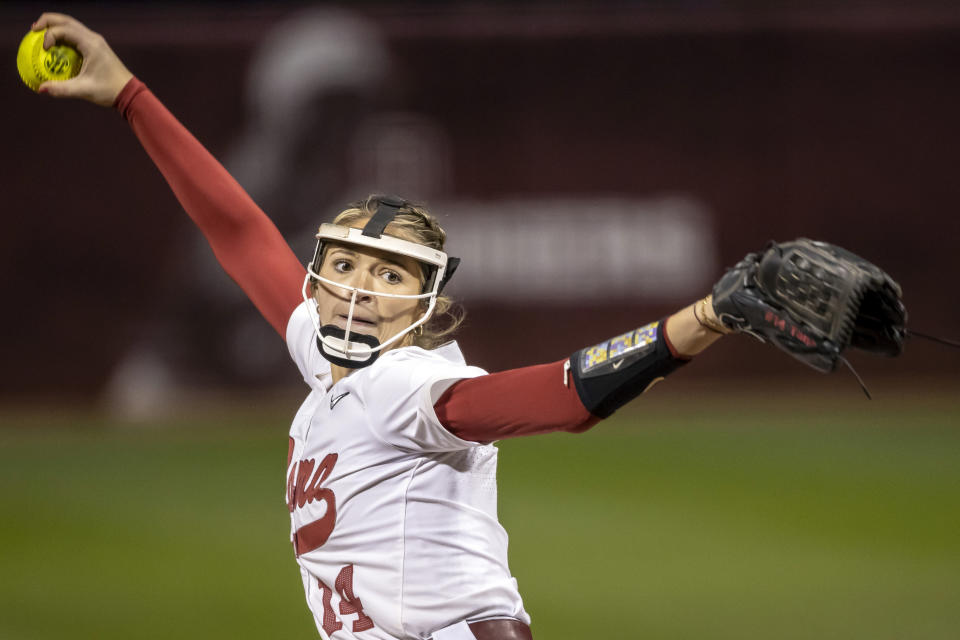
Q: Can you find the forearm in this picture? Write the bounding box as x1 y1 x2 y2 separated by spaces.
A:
115 78 305 336
664 294 729 357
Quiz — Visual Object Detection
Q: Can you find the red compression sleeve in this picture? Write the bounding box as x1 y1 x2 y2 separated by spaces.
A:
114 78 305 337
434 360 600 443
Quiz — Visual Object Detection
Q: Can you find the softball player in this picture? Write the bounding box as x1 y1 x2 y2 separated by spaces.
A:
33 13 728 639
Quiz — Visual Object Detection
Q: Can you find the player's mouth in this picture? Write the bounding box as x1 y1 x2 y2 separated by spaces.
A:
334 313 378 334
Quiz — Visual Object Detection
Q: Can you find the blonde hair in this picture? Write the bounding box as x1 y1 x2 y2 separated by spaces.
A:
324 195 465 350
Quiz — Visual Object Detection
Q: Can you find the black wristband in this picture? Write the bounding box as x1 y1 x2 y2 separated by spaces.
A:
569 319 688 419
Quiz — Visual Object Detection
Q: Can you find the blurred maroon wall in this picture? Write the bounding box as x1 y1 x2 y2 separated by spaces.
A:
2 5 958 398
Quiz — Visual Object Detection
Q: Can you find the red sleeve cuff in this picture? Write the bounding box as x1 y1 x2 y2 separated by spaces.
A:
114 77 147 119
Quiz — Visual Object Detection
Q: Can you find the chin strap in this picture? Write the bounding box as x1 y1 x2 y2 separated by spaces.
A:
317 325 382 369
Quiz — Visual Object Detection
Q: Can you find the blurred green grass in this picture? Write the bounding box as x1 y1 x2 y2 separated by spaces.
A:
1 389 958 639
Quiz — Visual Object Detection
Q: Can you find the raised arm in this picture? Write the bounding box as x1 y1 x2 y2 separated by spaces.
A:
33 13 305 337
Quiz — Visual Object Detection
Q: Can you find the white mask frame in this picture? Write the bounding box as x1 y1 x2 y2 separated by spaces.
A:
302 223 451 366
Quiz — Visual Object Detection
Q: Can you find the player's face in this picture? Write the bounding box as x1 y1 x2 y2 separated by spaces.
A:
313 242 424 349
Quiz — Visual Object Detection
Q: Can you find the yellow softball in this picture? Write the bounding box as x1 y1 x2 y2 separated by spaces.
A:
17 29 82 92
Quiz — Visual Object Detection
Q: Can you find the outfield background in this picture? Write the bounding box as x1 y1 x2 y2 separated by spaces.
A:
2 385 959 639
2 2 959 639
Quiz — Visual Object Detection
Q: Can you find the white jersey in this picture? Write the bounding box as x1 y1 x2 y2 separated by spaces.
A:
285 301 530 639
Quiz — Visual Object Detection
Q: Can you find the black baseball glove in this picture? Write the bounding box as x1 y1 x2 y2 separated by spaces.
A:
711 239 906 373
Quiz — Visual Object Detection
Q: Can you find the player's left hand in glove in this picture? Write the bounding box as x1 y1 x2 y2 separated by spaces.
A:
710 238 906 374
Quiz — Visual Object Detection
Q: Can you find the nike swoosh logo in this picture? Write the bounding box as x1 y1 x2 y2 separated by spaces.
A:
330 391 350 410
611 360 624 370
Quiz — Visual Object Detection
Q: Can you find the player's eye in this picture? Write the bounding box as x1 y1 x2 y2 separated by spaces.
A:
332 259 353 274
381 269 402 285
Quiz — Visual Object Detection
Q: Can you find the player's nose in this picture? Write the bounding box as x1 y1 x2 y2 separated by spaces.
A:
346 267 375 302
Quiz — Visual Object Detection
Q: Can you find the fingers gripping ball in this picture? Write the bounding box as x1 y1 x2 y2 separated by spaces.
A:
17 29 82 92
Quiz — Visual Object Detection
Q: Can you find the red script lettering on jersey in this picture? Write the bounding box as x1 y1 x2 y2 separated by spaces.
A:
287 452 339 555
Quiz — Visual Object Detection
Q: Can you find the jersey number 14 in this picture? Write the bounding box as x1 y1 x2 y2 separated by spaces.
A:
319 564 375 635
